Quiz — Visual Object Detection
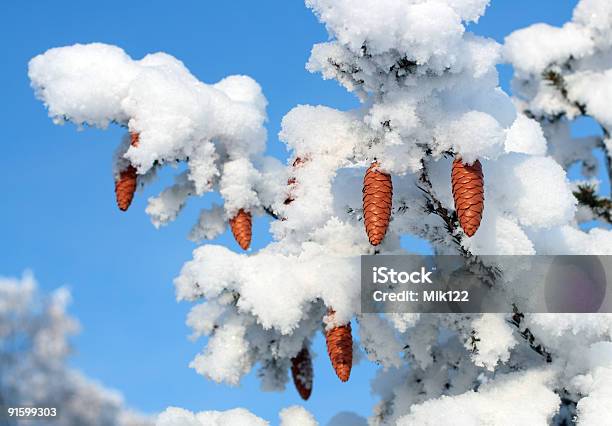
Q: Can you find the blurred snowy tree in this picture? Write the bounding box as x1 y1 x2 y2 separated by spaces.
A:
0 273 151 426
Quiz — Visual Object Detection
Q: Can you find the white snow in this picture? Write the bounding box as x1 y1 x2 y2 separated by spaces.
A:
505 23 594 75
504 114 547 156
156 406 318 426
397 369 560 425
279 406 318 426
156 407 268 426
468 314 517 370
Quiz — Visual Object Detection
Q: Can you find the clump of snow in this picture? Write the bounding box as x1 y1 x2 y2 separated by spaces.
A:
156 407 268 426
278 406 318 426
433 111 506 163
359 315 403 369
146 172 193 228
531 226 612 255
487 155 576 229
28 43 138 127
219 158 262 217
29 44 267 174
396 370 560 425
504 23 594 75
188 204 227 242
468 314 517 370
504 114 547 156
306 0 488 67
572 342 612 424
176 232 362 336
156 406 317 426
573 0 612 41
567 69 612 128
189 318 253 385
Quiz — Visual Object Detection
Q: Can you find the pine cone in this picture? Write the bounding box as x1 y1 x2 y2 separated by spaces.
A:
115 166 138 211
451 157 484 237
325 312 353 382
114 132 140 211
291 346 313 400
130 132 140 147
362 161 393 246
229 209 252 250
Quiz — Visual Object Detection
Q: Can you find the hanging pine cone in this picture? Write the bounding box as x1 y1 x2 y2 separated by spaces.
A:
115 166 138 211
229 209 252 250
130 132 140 148
362 161 393 246
114 132 140 211
325 311 353 382
290 346 313 400
451 157 484 237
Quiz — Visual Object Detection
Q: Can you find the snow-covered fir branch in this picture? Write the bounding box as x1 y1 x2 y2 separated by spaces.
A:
28 0 612 424
506 0 612 225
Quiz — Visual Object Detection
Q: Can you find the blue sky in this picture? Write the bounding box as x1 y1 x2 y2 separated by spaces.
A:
0 0 591 424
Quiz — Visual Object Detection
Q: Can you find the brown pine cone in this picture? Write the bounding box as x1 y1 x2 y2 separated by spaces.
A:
451 157 484 237
290 346 313 400
362 161 393 246
114 132 140 211
229 209 252 250
325 312 353 382
115 166 138 211
130 132 140 147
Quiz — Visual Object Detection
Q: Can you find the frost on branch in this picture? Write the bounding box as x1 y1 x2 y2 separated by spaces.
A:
0 272 151 426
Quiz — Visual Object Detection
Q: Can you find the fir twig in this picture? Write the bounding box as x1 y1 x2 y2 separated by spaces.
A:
573 184 612 224
262 205 281 221
508 306 552 363
417 158 463 250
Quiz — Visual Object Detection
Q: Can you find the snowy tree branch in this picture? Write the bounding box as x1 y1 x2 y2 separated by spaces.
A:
574 184 612 224
508 308 552 363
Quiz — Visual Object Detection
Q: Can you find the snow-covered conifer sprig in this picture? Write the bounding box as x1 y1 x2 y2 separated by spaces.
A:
28 43 284 241
28 0 612 422
505 1 612 225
